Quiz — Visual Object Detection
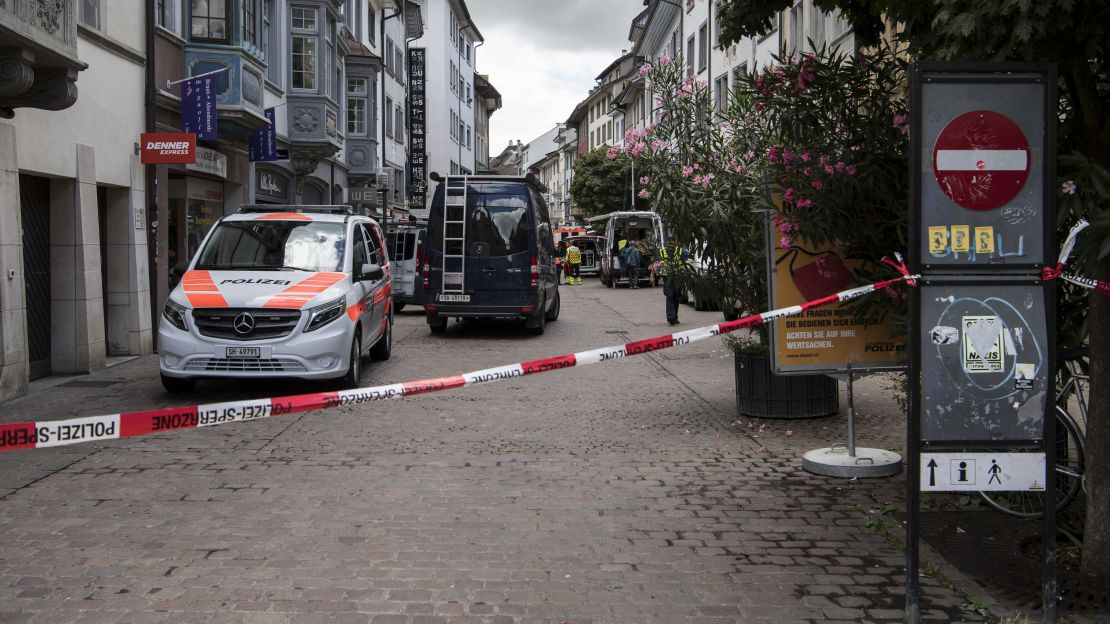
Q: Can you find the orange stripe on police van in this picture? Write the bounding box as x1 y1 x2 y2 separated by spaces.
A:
181 271 228 308
264 272 345 309
256 212 312 220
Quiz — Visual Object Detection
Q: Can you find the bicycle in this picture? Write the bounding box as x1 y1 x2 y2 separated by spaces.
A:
979 347 1089 518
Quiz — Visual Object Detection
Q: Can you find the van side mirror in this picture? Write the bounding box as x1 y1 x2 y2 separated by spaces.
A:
360 263 384 282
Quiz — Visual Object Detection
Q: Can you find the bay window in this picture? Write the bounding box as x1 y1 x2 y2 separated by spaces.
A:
191 0 228 42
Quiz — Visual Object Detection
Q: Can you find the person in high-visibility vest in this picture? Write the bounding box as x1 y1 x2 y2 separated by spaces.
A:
565 242 583 285
657 238 687 325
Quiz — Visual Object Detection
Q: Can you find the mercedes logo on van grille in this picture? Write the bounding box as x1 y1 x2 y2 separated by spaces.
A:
233 312 256 335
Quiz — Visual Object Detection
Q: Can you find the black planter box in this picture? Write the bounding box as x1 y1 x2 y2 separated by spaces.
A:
734 353 839 419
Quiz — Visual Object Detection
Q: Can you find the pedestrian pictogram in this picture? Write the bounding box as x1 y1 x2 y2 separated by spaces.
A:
988 459 1003 485
932 110 1030 211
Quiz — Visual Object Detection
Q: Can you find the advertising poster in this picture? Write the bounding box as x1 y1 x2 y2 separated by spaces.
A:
768 231 907 374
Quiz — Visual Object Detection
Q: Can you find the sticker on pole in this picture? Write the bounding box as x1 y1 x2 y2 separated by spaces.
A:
932 110 1030 211
920 452 1045 492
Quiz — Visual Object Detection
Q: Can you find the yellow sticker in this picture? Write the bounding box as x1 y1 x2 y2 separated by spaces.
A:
975 227 995 254
951 225 970 252
928 226 949 254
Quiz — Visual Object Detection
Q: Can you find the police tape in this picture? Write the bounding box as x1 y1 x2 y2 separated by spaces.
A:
1043 219 1110 294
0 267 920 452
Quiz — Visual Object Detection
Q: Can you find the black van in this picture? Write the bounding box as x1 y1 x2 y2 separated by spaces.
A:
423 174 560 334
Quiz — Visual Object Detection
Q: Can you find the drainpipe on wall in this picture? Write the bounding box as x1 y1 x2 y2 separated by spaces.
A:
145 0 159 346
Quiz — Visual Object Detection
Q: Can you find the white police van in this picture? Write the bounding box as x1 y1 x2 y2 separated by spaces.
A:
157 205 393 392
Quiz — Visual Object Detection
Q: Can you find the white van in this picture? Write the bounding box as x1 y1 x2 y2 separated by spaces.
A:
157 206 393 392
386 225 425 311
588 211 665 287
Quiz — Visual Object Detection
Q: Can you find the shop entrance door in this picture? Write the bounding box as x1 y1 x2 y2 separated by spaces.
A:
19 175 51 380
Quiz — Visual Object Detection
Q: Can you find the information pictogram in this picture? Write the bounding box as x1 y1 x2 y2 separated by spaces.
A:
932 110 1030 211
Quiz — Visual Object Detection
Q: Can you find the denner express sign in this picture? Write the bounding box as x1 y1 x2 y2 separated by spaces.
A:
141 132 196 164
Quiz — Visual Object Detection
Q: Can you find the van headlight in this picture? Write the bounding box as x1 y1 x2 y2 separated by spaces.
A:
163 299 189 331
305 296 346 332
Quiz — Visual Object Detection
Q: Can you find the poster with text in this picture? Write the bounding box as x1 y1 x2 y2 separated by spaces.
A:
768 232 907 374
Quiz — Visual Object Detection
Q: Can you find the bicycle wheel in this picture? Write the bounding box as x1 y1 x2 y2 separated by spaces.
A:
979 407 1085 518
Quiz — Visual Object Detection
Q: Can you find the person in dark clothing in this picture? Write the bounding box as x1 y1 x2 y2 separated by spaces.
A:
658 238 687 325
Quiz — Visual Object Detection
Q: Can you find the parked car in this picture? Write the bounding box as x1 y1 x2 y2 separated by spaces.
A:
423 173 560 335
386 225 426 312
588 211 665 288
157 205 393 392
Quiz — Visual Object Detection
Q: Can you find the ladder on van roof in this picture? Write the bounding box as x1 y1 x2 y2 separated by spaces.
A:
441 176 468 293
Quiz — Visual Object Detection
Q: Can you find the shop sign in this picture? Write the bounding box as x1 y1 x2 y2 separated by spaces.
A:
187 146 227 179
140 133 196 164
408 48 427 211
350 187 379 208
256 170 289 201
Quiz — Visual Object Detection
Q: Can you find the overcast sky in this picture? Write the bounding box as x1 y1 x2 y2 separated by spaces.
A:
468 0 645 154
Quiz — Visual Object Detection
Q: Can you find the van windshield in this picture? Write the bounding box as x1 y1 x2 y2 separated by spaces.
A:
194 221 346 272
431 182 531 257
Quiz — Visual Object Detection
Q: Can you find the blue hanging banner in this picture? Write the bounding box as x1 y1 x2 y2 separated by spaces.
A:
249 108 278 162
181 75 217 140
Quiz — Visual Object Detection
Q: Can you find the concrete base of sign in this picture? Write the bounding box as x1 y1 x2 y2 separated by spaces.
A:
803 445 903 478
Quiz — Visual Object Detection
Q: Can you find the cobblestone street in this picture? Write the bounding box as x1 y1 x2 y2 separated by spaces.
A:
0 281 987 623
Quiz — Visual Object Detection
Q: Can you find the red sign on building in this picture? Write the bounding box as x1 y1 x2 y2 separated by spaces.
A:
140 133 196 164
932 110 1030 211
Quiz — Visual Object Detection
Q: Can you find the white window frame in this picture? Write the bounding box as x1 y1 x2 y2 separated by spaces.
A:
291 6 319 91
347 77 368 136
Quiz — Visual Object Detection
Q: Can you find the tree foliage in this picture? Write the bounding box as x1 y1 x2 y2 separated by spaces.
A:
570 147 633 219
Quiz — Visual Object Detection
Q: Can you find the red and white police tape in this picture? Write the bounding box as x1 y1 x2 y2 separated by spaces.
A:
1042 219 1110 294
0 264 920 453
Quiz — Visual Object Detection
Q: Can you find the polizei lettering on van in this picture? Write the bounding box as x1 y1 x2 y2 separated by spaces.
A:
35 415 120 448
220 278 293 286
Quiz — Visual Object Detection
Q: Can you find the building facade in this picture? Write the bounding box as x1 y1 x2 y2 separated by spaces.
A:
409 0 482 217
1 0 152 401
472 73 501 173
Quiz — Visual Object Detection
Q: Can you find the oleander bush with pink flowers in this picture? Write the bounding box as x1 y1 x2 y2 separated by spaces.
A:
612 44 911 348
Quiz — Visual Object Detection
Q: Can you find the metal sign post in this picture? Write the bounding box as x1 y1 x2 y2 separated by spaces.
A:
907 62 1057 624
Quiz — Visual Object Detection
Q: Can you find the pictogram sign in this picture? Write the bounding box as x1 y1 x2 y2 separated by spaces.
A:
920 452 1046 492
933 110 1030 211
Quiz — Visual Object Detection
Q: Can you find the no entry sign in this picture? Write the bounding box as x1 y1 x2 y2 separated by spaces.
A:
933 110 1030 211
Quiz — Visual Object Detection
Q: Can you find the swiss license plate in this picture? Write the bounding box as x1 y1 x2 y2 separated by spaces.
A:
225 347 261 359
438 294 471 303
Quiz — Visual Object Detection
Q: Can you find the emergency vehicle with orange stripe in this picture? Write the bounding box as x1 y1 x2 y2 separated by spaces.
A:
157 206 393 392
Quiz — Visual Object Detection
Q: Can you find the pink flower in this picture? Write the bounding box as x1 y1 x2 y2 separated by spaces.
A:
658 55 672 66
630 141 647 156
700 173 715 188
812 180 823 190
779 236 792 250
803 166 813 176
638 64 652 78
1062 180 1077 194
692 174 703 185
606 145 623 160
693 163 700 170
800 152 810 162
782 148 795 163
796 198 812 208
824 165 835 175
818 155 829 167
639 176 649 185
783 188 795 202
651 139 667 150
835 161 846 171
754 102 764 112
845 164 857 176
784 430 794 437
681 165 694 177
767 145 780 162
638 189 650 199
